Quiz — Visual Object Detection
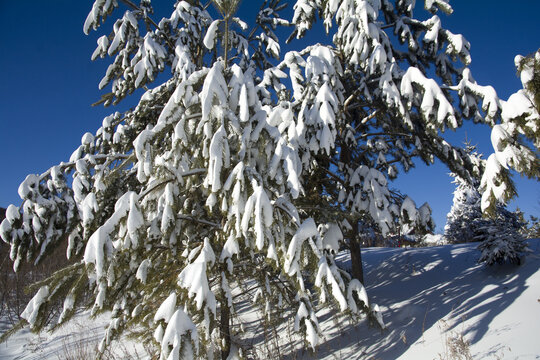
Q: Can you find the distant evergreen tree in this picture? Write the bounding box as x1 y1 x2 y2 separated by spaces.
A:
476 208 526 265
445 150 527 265
520 213 540 239
444 175 484 243
444 143 486 243
528 215 540 239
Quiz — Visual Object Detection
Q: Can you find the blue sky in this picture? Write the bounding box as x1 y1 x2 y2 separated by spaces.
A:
0 1 538 232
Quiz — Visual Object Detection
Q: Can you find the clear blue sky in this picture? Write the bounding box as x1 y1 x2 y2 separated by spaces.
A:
0 1 538 232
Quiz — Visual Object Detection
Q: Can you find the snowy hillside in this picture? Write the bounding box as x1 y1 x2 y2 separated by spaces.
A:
2 239 539 359
334 239 540 360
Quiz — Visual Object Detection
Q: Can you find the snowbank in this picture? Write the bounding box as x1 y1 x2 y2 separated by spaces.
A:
2 240 539 359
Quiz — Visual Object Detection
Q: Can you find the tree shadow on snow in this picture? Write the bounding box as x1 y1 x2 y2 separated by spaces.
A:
288 239 540 359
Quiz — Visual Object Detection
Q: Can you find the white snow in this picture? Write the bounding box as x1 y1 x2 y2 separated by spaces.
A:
3 239 540 359
401 66 456 128
347 279 369 313
320 223 342 253
206 124 228 193
177 238 216 313
81 132 94 146
203 20 220 50
501 90 534 121
161 308 199 360
154 292 178 323
83 192 134 278
480 154 507 212
401 196 418 223
81 192 98 227
200 61 228 122
58 293 75 324
252 185 273 251
5 204 20 223
136 259 151 284
18 174 40 200
126 192 144 248
314 258 347 310
20 286 49 328
423 233 446 246
284 218 319 275
490 124 509 153
293 301 319 349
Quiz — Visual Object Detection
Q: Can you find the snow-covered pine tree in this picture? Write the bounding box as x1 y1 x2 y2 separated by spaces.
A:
1 0 539 358
525 215 540 239
475 206 526 265
480 49 540 215
444 174 484 244
444 144 526 263
444 142 486 244
444 172 527 265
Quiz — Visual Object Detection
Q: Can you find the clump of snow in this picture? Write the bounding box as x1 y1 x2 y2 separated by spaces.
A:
161 308 199 359
422 233 446 246
284 218 319 275
177 238 216 313
154 292 177 324
5 204 20 223
401 66 457 129
501 90 534 120
136 259 151 284
320 223 342 253
203 20 220 50
20 286 49 328
81 132 95 146
18 174 40 200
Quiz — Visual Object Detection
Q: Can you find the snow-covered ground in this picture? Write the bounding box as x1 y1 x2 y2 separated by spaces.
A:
334 239 540 360
0 312 146 360
2 239 539 359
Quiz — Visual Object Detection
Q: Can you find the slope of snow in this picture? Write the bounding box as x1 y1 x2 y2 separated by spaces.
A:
2 239 539 359
0 311 147 359
319 239 540 360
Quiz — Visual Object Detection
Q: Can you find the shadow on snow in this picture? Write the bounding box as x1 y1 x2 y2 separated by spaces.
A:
287 239 540 359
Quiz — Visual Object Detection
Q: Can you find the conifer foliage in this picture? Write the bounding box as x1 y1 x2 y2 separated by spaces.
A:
444 174 484 244
444 161 526 265
475 208 526 266
1 0 538 358
480 49 540 215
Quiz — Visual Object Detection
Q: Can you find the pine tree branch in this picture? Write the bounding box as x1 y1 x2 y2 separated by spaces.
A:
322 167 347 187
117 0 175 50
177 214 221 228
343 90 364 114
118 0 158 28
354 110 379 131
106 153 136 180
380 22 397 29
274 203 300 226
30 153 132 187
357 131 412 139
139 168 206 199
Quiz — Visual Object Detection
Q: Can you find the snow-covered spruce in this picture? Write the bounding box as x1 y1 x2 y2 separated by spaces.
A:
444 144 487 244
476 211 527 266
480 49 540 215
1 1 538 359
444 175 485 244
444 145 526 264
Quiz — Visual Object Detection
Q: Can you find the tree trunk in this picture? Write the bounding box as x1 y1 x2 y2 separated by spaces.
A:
339 138 365 284
220 291 231 360
349 236 365 285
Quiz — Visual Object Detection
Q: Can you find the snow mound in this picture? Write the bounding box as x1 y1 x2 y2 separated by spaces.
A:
2 240 539 359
